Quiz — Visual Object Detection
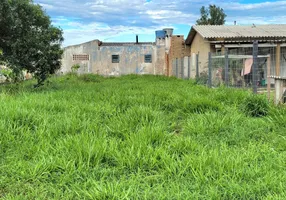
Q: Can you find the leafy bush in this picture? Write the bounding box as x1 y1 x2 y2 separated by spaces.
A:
0 68 24 83
71 64 80 73
241 94 269 117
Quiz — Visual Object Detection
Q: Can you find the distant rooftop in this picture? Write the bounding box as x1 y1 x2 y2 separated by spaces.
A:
186 24 286 44
64 40 155 48
99 42 155 46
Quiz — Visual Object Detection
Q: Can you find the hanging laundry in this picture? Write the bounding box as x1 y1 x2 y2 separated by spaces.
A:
241 58 253 76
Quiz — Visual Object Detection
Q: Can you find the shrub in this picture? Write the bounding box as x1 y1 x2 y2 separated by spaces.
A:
0 68 24 83
71 64 80 73
241 94 269 117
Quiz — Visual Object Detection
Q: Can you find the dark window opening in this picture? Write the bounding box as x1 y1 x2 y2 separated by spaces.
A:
112 55 120 63
145 54 152 63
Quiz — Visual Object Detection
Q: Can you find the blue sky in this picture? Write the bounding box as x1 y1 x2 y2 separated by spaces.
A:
33 0 286 47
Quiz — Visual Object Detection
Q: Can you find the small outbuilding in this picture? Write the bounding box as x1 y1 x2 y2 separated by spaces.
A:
185 25 286 77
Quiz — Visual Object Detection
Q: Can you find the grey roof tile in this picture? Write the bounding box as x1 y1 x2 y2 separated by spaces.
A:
195 25 286 38
186 24 286 44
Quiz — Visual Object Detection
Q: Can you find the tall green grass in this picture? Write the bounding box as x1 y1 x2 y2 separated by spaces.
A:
0 74 286 199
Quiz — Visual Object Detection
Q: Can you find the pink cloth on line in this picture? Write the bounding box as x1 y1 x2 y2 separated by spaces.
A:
241 58 253 76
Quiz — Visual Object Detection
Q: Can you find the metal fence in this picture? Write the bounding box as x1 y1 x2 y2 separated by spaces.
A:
171 54 199 80
171 41 286 96
206 41 281 94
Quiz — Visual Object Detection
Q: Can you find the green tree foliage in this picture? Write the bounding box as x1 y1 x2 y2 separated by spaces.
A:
196 5 227 25
0 0 63 86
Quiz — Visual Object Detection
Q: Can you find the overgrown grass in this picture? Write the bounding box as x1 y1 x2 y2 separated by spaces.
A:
1 74 286 199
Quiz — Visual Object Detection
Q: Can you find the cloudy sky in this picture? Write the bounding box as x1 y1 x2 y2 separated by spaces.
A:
33 0 286 47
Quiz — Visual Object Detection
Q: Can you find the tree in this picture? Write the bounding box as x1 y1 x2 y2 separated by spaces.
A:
0 0 63 86
196 5 227 25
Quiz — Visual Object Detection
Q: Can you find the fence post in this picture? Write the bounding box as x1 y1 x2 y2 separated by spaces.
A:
172 60 175 76
176 58 178 78
225 48 229 86
181 57 184 79
276 43 281 76
196 54 199 79
208 52 212 87
253 41 258 94
188 56 191 79
267 54 271 101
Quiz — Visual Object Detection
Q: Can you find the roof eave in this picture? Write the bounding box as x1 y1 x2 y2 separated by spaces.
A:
208 37 286 44
185 26 197 45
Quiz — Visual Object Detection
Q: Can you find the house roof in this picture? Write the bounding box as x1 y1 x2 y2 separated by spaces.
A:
64 40 155 49
185 24 286 45
100 42 155 46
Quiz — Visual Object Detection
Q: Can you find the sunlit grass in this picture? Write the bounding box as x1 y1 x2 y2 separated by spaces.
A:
1 74 286 199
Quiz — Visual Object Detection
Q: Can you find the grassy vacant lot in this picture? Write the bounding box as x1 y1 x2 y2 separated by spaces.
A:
0 74 286 199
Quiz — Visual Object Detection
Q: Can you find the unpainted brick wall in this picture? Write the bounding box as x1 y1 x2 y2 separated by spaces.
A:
167 35 190 76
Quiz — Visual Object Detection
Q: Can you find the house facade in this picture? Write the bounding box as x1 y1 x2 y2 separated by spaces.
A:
61 28 190 77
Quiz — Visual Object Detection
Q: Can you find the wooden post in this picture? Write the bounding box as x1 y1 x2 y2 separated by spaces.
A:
221 45 225 55
267 55 271 101
276 43 281 76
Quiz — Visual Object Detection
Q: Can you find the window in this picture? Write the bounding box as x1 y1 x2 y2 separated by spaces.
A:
145 54 152 63
73 54 89 61
112 55 120 63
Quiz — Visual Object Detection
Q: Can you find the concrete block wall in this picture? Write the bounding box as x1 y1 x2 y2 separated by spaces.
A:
61 40 166 76
61 40 98 74
61 30 193 78
96 45 165 76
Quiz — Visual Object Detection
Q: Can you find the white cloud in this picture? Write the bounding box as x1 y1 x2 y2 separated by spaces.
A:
224 1 286 10
34 0 286 46
62 22 159 46
38 3 54 9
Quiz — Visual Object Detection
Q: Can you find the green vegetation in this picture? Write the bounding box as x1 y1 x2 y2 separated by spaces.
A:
1 75 285 199
196 4 227 25
71 64 81 73
0 0 63 86
241 94 270 117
